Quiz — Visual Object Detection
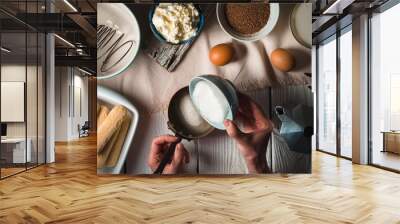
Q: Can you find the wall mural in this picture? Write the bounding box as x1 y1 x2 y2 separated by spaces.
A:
96 3 313 175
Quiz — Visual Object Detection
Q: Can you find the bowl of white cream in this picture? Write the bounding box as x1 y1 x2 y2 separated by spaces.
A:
189 75 238 130
149 3 205 44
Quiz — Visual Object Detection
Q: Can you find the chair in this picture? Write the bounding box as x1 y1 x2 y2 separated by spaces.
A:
79 121 90 138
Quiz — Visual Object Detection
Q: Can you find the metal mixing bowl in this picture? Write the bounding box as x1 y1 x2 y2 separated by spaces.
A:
168 87 214 140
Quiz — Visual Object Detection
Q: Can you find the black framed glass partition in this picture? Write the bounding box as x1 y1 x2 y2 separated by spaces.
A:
0 31 28 177
316 25 353 159
0 1 47 179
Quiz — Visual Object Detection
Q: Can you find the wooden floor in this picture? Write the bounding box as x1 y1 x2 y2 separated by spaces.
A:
1 163 44 178
1 167 26 178
1 136 400 223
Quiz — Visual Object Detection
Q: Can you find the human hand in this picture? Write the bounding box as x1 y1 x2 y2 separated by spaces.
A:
148 135 190 174
224 92 273 173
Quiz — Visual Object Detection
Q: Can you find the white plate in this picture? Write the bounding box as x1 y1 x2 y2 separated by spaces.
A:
97 3 141 79
290 4 312 49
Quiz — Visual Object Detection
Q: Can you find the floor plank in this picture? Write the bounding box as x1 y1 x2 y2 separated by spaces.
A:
0 135 399 223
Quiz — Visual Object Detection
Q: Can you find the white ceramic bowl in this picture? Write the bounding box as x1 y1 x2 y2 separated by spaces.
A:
189 75 238 130
216 3 279 42
290 4 312 49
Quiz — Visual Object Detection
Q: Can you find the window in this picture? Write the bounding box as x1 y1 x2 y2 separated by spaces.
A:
390 75 400 130
370 2 400 171
339 29 352 158
317 36 337 154
317 26 353 159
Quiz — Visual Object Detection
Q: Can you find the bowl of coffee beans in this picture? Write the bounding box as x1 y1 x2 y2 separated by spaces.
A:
216 3 279 42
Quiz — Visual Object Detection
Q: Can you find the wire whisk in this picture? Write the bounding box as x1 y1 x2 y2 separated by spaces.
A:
97 23 136 74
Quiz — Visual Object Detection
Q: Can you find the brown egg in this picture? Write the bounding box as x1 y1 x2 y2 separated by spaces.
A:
270 48 296 72
209 43 234 66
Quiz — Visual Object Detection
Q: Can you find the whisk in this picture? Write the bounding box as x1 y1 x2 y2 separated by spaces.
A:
97 23 136 74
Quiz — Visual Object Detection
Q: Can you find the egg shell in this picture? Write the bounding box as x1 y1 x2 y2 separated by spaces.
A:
209 43 234 66
270 48 296 72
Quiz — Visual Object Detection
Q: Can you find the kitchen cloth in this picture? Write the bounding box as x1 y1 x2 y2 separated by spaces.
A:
98 4 311 114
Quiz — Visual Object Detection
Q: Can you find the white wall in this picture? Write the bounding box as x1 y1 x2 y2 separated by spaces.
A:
1 65 26 137
54 67 89 141
72 73 89 138
1 82 25 122
55 66 69 141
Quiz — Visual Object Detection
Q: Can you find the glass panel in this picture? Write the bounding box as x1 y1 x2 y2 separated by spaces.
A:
339 29 352 158
0 0 46 178
0 4 27 32
27 32 38 169
38 33 45 165
371 3 400 171
318 37 337 154
1 32 27 177
25 0 39 170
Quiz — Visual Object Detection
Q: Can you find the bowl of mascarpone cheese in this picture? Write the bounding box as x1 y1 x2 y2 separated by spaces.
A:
148 3 205 45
